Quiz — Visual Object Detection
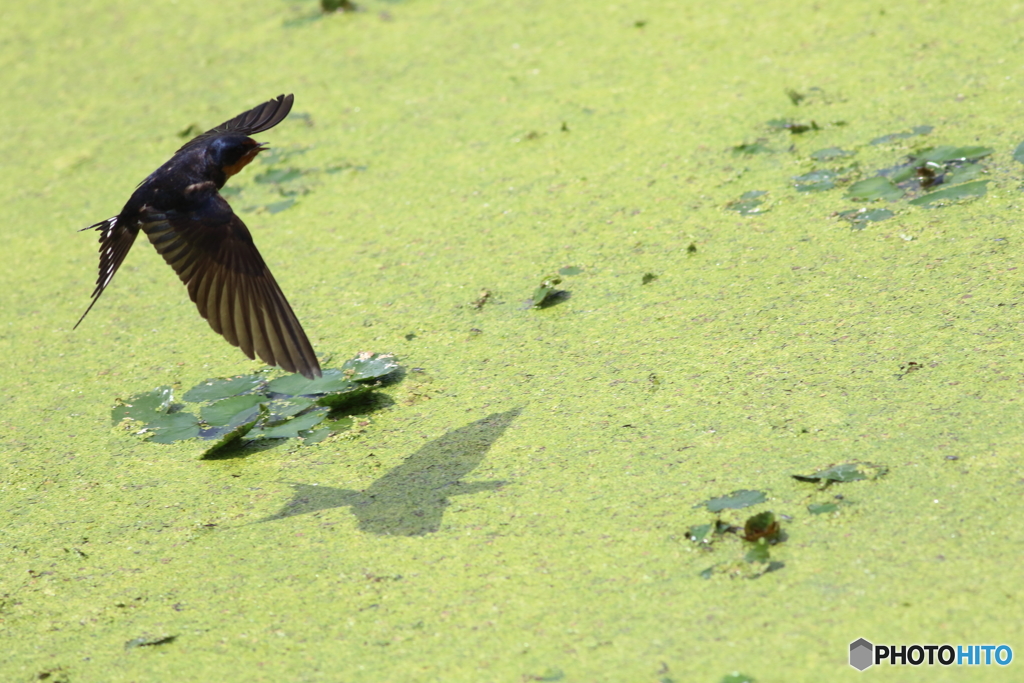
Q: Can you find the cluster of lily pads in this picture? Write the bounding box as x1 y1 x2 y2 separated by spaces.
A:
728 117 1016 227
111 352 400 457
689 461 888 579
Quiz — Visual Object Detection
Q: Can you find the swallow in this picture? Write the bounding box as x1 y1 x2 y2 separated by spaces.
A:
76 94 322 379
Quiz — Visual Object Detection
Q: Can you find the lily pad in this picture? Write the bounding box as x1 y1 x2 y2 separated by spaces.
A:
531 276 563 307
732 142 773 155
702 489 767 512
838 208 894 227
254 168 305 184
200 407 264 458
1014 141 1024 165
945 163 984 185
792 169 837 192
745 539 771 564
200 394 268 427
913 145 994 164
810 147 855 161
341 352 400 382
845 177 903 201
726 190 768 215
793 461 888 484
112 386 173 424
264 397 317 419
908 180 988 207
808 502 839 514
146 412 200 444
247 407 330 440
558 266 583 276
183 375 264 402
316 384 372 408
267 368 361 395
869 126 933 145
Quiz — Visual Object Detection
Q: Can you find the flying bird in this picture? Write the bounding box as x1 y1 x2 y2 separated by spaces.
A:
76 94 321 379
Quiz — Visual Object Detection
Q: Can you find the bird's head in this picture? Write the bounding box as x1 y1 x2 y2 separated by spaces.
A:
208 134 266 181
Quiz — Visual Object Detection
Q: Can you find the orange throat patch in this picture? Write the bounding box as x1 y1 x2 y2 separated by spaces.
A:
222 145 264 179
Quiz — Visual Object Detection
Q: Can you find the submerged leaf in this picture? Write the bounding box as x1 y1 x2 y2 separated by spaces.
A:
793 461 888 484
726 190 768 215
702 490 767 512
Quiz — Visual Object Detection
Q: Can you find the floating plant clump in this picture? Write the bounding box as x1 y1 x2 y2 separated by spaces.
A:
111 352 400 457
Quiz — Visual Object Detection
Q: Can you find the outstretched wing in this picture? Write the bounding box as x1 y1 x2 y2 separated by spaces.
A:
74 216 139 329
141 197 321 379
175 94 294 155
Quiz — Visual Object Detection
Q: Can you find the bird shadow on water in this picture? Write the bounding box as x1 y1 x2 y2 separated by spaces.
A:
253 407 522 536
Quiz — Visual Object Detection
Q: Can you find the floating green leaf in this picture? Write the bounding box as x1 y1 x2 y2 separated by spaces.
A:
870 126 932 145
316 384 372 408
792 169 837 192
838 208 894 227
341 352 400 382
845 177 903 201
300 428 332 446
913 145 994 164
264 198 296 214
732 142 772 155
726 190 768 215
112 386 173 424
908 180 988 207
247 407 330 440
793 461 888 484
945 163 984 185
267 368 360 395
808 502 838 515
531 276 563 307
264 397 317 419
1014 141 1024 165
703 489 767 512
810 147 854 161
254 168 305 184
720 673 756 683
200 394 267 427
183 375 264 402
558 266 583 276
745 539 771 564
146 412 200 444
200 407 264 458
124 635 176 650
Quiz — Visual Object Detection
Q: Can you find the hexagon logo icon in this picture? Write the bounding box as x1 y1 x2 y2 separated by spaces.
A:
850 638 874 671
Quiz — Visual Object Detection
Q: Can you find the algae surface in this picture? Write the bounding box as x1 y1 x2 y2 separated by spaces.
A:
1 0 1023 680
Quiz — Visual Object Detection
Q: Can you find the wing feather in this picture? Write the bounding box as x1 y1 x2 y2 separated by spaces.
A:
74 216 139 329
175 94 294 155
141 198 321 379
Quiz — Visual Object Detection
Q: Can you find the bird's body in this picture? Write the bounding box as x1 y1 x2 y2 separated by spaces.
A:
77 94 321 379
